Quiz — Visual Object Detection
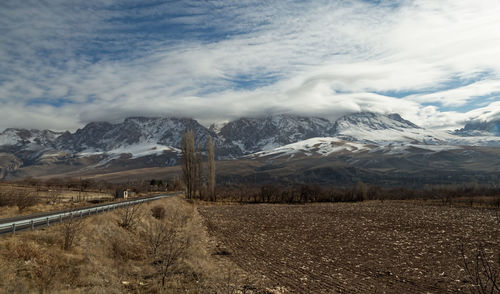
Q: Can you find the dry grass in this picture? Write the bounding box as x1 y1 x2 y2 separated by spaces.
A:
0 184 113 219
0 196 264 293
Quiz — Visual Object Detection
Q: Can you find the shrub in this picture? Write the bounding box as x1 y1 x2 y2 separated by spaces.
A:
60 215 85 251
118 203 144 229
151 205 166 220
460 242 500 294
14 190 39 212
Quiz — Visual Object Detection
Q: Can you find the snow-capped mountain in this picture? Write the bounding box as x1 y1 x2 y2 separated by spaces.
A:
237 112 500 160
55 117 213 153
2 112 500 180
331 112 452 145
2 112 500 160
333 112 420 132
0 128 62 149
249 137 373 158
219 114 333 154
454 119 500 136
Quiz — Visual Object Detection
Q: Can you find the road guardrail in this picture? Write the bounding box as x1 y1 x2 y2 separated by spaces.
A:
0 192 182 235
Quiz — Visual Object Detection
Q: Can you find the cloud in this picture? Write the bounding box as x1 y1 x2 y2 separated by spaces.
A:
464 101 500 122
1 0 500 131
0 102 81 131
404 79 500 107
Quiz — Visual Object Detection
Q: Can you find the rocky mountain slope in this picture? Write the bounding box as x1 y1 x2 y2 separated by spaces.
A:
219 114 333 153
454 119 500 136
1 112 500 182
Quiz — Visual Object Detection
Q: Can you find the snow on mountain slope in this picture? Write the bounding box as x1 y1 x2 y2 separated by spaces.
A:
3 112 500 171
78 142 180 159
330 112 500 146
337 126 457 145
0 128 61 148
454 119 500 136
56 117 214 153
334 112 419 132
78 142 181 168
249 138 467 159
0 131 19 146
220 114 333 154
332 112 448 144
249 137 372 158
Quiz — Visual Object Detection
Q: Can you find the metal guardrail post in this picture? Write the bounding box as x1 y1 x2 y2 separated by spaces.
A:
0 193 178 236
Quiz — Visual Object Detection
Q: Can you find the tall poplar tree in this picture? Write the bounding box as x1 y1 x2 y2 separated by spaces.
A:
181 130 195 199
206 137 216 201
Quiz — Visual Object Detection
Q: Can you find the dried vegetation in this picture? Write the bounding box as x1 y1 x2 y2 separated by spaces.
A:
0 196 263 293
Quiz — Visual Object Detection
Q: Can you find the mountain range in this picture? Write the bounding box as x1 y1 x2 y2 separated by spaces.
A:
1 112 500 185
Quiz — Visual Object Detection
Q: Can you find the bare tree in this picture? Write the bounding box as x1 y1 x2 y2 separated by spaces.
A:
207 137 216 201
144 219 171 258
60 211 84 250
118 203 144 229
47 189 61 204
460 242 500 293
15 190 39 212
195 142 203 199
144 208 191 288
181 130 196 199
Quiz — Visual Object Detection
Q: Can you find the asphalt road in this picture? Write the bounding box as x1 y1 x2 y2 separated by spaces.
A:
0 191 183 235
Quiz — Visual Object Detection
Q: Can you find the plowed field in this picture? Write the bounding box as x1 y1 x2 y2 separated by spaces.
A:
198 201 500 293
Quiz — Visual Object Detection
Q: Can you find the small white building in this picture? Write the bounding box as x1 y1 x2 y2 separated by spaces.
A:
115 189 129 199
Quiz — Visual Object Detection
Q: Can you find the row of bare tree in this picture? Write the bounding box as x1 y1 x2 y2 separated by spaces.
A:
210 182 500 206
181 130 216 200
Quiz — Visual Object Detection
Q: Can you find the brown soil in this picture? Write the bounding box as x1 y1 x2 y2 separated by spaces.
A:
198 201 500 293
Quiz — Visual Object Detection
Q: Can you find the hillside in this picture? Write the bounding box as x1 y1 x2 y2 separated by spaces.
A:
2 112 500 186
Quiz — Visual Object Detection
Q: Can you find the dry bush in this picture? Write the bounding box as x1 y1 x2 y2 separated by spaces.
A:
118 202 144 229
142 202 194 288
47 189 61 204
210 267 240 294
0 187 14 207
460 242 500 294
14 190 39 212
171 177 184 191
1 234 83 293
151 205 166 220
60 214 85 251
109 232 146 262
31 252 82 293
0 196 258 293
6 239 44 261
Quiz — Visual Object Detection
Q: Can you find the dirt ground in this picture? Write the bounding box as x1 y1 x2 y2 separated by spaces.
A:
198 201 500 293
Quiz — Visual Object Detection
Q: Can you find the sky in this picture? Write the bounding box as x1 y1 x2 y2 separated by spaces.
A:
1 0 500 131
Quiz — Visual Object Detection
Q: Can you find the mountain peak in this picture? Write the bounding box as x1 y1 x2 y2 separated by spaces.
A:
455 119 500 136
334 112 420 132
219 114 333 153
